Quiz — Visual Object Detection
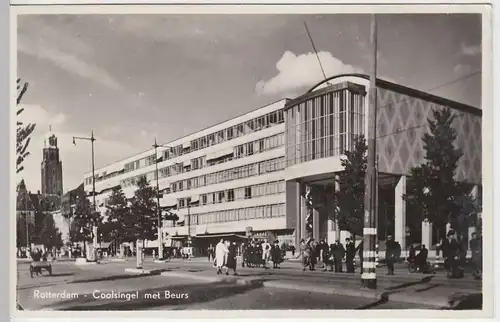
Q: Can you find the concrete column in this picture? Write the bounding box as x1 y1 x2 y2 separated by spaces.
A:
422 220 432 249
289 181 301 248
334 174 341 242
313 207 320 240
300 185 307 241
395 176 407 251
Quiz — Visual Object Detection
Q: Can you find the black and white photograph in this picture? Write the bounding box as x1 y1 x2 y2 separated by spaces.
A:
12 4 491 316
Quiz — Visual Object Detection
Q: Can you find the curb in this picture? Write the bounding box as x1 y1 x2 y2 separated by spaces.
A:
262 280 381 300
160 271 255 286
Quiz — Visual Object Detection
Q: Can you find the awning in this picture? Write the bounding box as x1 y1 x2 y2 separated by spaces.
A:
183 142 191 149
160 196 177 208
190 195 200 203
206 148 234 161
195 233 247 239
183 160 191 167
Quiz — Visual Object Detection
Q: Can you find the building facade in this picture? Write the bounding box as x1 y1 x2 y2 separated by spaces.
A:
284 74 482 251
83 74 482 254
41 132 63 196
84 99 290 250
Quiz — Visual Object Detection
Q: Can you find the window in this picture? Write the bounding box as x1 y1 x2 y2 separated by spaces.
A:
247 143 254 155
202 195 207 205
244 187 252 199
227 127 234 140
227 189 234 202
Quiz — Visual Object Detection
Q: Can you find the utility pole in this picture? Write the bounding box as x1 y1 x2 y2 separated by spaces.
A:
361 14 378 289
153 138 163 260
25 191 29 253
73 131 98 262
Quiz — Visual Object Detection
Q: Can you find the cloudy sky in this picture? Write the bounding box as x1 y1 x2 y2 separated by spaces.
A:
17 13 482 193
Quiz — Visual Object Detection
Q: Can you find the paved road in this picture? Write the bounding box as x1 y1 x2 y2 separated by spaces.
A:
16 261 432 310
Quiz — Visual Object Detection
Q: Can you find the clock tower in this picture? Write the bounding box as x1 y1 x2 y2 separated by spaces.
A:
41 130 63 196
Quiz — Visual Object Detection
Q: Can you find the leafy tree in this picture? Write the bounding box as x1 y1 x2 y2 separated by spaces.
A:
16 213 35 248
71 190 99 243
38 214 63 250
16 79 36 174
332 135 367 238
405 108 473 237
129 176 158 244
104 186 130 246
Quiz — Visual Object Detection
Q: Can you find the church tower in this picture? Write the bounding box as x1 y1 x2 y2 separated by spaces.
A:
41 129 63 196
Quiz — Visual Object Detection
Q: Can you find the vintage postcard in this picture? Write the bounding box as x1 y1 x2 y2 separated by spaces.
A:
10 2 493 320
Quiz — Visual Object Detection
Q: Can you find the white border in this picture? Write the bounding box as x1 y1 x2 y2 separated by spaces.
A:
9 2 494 321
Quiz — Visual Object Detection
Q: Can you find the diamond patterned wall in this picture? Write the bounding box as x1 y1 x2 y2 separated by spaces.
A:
376 88 482 184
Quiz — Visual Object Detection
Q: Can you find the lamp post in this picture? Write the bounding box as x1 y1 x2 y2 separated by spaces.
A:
73 131 98 262
153 139 172 260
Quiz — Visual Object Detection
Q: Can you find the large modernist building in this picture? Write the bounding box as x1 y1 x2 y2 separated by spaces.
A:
84 74 482 253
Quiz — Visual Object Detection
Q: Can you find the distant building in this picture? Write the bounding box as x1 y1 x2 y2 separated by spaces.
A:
41 131 63 196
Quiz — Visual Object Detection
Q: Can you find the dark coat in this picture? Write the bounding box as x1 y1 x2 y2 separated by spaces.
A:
271 245 282 263
226 244 237 269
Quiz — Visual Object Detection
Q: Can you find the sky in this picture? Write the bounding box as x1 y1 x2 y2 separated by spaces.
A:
16 13 482 193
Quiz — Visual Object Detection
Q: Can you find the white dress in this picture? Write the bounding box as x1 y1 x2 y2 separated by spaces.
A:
262 242 271 261
215 242 228 268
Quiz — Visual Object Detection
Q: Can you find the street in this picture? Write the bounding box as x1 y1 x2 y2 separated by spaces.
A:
16 259 481 311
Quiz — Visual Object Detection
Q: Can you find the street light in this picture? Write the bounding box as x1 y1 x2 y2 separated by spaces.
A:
73 131 98 262
153 138 172 260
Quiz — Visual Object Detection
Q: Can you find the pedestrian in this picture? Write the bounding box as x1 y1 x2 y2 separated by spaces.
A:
215 239 229 275
308 238 317 271
319 239 332 271
345 238 356 273
416 244 429 273
469 232 482 279
262 239 271 269
226 242 238 275
271 240 282 269
207 244 214 262
408 245 416 264
333 240 345 273
297 239 311 271
385 235 397 275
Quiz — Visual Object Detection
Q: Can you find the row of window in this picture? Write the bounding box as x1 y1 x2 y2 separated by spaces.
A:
286 89 365 167
234 133 284 159
177 180 286 208
163 110 284 161
185 203 285 225
88 110 285 184
170 157 285 193
118 133 285 188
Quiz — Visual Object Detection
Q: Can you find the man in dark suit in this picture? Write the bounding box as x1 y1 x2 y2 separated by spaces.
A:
385 235 398 275
345 238 356 273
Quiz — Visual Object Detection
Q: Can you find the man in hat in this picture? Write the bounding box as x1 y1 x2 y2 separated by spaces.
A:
333 240 345 273
345 238 356 273
385 235 397 275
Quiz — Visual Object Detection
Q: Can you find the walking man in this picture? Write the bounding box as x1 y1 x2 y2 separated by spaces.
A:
345 238 356 273
333 240 345 273
385 235 397 275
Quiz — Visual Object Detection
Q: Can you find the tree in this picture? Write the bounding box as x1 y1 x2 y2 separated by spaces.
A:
16 78 36 174
104 186 130 247
405 108 472 236
332 135 367 238
70 190 99 243
38 214 63 250
16 214 35 248
129 176 158 244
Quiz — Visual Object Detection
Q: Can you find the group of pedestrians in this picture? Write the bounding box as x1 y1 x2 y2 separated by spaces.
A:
439 229 482 279
242 239 283 269
298 237 358 273
212 239 239 275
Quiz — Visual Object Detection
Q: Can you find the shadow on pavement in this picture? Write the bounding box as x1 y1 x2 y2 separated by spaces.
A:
415 284 440 293
445 293 483 310
385 276 435 291
47 281 263 310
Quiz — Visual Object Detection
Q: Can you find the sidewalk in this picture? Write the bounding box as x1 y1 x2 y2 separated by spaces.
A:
151 264 481 309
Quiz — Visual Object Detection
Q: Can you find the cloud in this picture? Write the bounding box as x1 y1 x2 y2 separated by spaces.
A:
16 105 137 193
17 16 123 91
461 43 481 57
256 51 363 96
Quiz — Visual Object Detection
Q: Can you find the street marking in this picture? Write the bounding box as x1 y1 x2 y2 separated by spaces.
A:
363 228 377 235
361 273 377 279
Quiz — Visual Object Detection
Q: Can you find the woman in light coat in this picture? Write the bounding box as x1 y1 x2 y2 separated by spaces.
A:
215 239 229 275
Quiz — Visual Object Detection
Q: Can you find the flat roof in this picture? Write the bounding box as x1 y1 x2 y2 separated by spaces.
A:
284 73 482 117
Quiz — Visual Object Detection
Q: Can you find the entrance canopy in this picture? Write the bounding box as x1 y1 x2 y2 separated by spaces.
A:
195 233 247 239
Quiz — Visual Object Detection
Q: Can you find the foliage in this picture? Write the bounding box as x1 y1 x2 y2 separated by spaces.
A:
128 176 158 242
332 135 367 237
405 108 474 233
16 79 36 174
16 213 36 248
37 214 64 250
70 190 100 243
104 186 130 243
